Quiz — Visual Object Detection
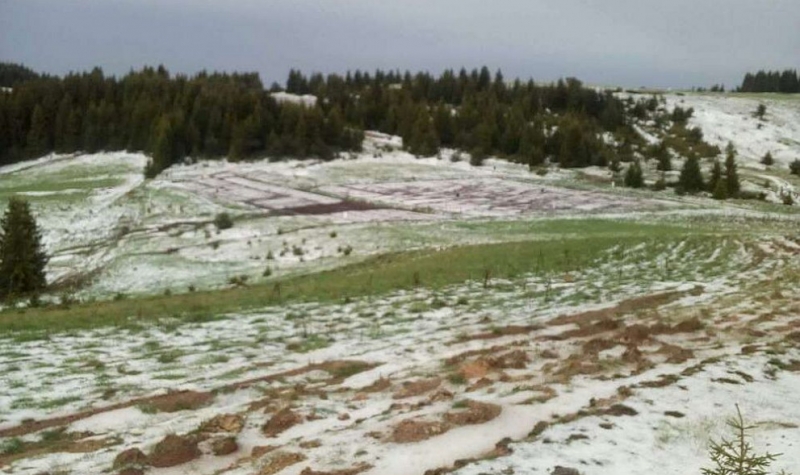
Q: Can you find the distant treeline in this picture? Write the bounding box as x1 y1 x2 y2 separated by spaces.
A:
739 69 799 93
0 63 40 88
0 62 648 176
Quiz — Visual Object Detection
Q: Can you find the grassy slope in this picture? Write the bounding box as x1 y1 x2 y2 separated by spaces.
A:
0 218 746 334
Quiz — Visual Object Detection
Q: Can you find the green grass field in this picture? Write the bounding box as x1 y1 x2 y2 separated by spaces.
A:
0 217 756 335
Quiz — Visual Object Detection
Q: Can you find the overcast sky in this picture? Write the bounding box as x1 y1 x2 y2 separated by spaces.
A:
1 0 798 89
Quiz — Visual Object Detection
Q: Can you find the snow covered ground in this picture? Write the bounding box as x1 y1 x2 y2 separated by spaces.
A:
1 233 798 474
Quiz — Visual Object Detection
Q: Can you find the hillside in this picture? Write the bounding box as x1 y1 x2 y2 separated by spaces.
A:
0 92 799 475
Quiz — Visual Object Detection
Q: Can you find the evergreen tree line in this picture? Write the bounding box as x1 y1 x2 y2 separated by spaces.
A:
739 69 800 93
676 143 740 199
1 64 647 175
285 66 638 168
0 65 363 176
0 62 41 88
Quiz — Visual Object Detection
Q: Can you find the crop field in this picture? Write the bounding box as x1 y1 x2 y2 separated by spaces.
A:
1 95 800 475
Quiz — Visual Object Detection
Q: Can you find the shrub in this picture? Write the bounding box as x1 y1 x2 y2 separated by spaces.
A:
790 159 800 176
761 151 774 166
263 267 272 277
213 212 233 230
624 160 644 188
754 103 767 120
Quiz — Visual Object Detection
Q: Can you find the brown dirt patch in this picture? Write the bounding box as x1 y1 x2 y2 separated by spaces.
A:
444 401 502 426
549 291 687 328
656 343 695 364
199 414 245 435
262 407 303 437
602 404 638 417
357 377 392 394
211 436 238 456
428 389 455 403
150 390 214 413
113 447 148 470
390 419 450 443
274 200 381 216
666 317 705 334
299 464 373 475
458 325 540 342
148 434 201 468
393 377 442 399
258 452 307 475
638 373 681 388
252 445 279 458
459 361 490 380
486 350 530 369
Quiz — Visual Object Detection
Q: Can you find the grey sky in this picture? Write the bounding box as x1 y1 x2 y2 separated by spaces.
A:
1 0 798 89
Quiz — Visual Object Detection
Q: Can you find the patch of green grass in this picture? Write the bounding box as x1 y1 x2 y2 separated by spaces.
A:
0 218 755 335
156 349 184 364
0 437 24 455
326 361 372 379
447 373 467 385
36 396 82 410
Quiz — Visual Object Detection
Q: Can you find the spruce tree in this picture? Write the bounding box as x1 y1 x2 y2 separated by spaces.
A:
678 154 705 194
0 198 48 300
624 160 644 188
791 159 800 176
708 159 723 193
761 151 774 166
26 105 50 158
724 143 741 198
652 141 671 171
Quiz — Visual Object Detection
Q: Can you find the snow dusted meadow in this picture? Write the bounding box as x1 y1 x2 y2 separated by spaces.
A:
1 94 800 475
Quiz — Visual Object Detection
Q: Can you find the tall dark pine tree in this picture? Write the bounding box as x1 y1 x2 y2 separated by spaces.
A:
678 154 705 193
26 105 51 158
707 159 723 193
0 198 48 300
724 143 740 198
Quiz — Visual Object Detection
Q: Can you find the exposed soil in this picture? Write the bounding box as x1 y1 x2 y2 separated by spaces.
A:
257 451 307 475
148 434 201 468
393 377 442 399
390 419 451 443
262 407 303 437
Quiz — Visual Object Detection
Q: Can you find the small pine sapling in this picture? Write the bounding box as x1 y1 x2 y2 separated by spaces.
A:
702 405 789 475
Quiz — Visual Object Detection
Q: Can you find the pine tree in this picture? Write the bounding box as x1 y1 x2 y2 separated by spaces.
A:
652 141 671 171
0 198 48 300
26 105 50 158
712 179 728 200
145 115 178 178
624 160 644 188
791 159 800 176
761 151 774 166
702 405 780 475
708 159 723 193
678 154 705 194
725 143 741 198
